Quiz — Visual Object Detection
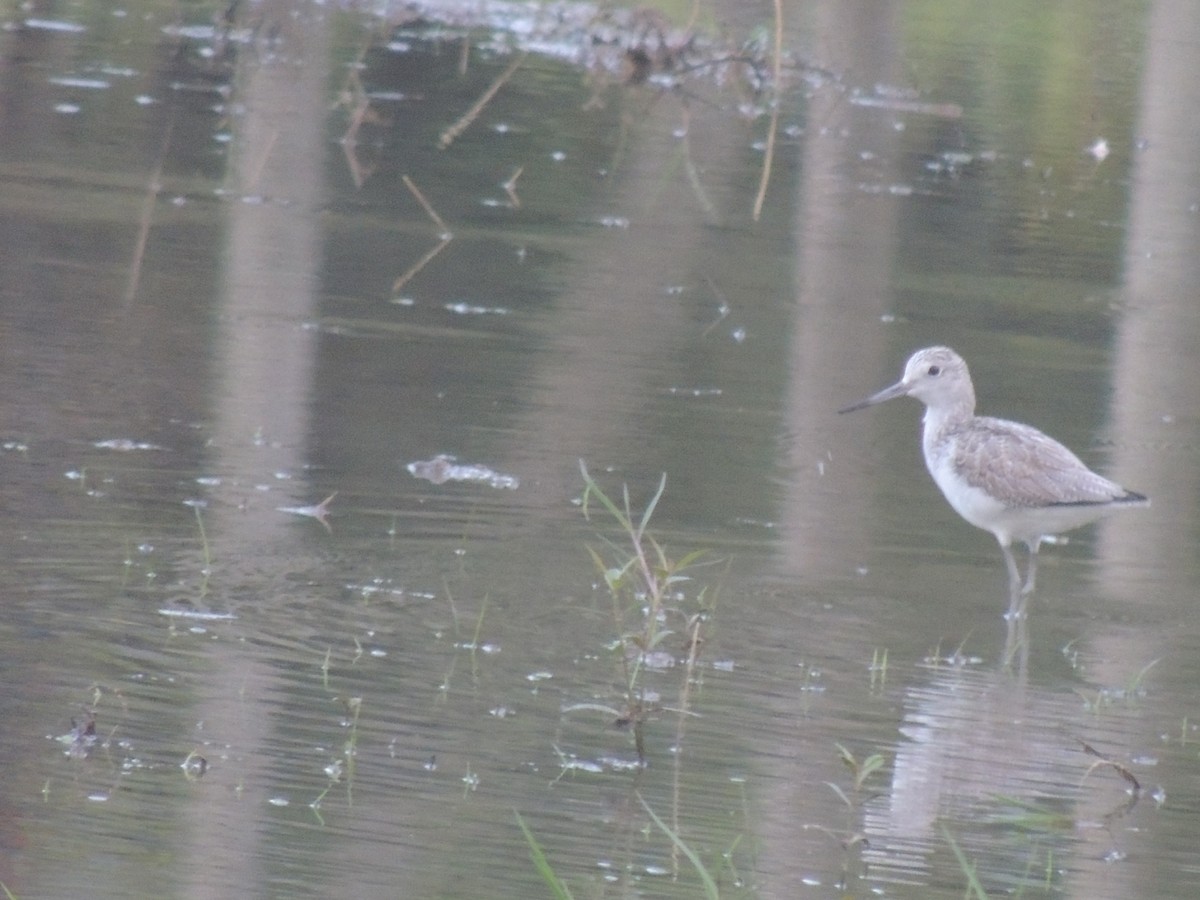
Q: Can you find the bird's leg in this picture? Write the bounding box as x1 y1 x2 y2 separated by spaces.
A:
1000 542 1026 620
1022 537 1043 596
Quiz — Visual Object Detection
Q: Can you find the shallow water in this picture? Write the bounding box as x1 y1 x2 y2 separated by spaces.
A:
1 1 1198 898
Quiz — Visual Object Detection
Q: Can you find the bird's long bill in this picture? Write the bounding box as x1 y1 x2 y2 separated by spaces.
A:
837 379 910 414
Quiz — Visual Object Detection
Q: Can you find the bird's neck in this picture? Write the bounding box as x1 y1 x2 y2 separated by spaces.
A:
922 397 975 451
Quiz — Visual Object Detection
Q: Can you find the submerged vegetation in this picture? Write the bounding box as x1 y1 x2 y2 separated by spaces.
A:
576 460 714 764
516 463 740 896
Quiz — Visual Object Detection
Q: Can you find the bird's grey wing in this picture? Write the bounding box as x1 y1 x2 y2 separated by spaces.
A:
953 417 1127 507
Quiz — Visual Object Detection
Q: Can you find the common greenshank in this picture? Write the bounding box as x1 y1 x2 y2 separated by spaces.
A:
839 346 1148 616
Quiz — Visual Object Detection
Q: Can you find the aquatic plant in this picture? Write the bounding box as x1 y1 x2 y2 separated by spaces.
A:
639 792 721 900
577 461 711 763
515 794 724 900
942 826 991 899
515 465 736 894
808 743 889 892
515 812 576 900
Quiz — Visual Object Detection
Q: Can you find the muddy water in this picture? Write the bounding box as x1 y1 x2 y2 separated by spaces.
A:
1 1 1197 898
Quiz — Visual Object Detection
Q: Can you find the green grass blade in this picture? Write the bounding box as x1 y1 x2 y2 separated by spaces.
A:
941 826 989 899
515 812 575 900
636 472 668 539
637 793 720 900
578 460 631 529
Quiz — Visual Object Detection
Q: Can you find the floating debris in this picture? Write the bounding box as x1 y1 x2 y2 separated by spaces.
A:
849 91 963 119
158 607 238 621
454 641 501 654
444 301 510 316
638 650 675 670
49 76 109 90
22 18 86 33
160 23 220 41
551 744 643 779
346 580 433 603
732 517 776 529
93 438 165 451
57 712 98 760
598 755 645 772
1087 137 1110 161
277 491 337 532
406 454 519 489
181 751 208 779
558 757 603 774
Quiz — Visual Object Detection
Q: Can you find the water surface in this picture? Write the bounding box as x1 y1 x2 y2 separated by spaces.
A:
1 1 1197 897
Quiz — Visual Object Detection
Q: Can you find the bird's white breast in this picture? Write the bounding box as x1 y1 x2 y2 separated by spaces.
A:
925 447 1013 539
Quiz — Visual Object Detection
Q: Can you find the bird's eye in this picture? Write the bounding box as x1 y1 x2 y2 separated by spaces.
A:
927 365 941 376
